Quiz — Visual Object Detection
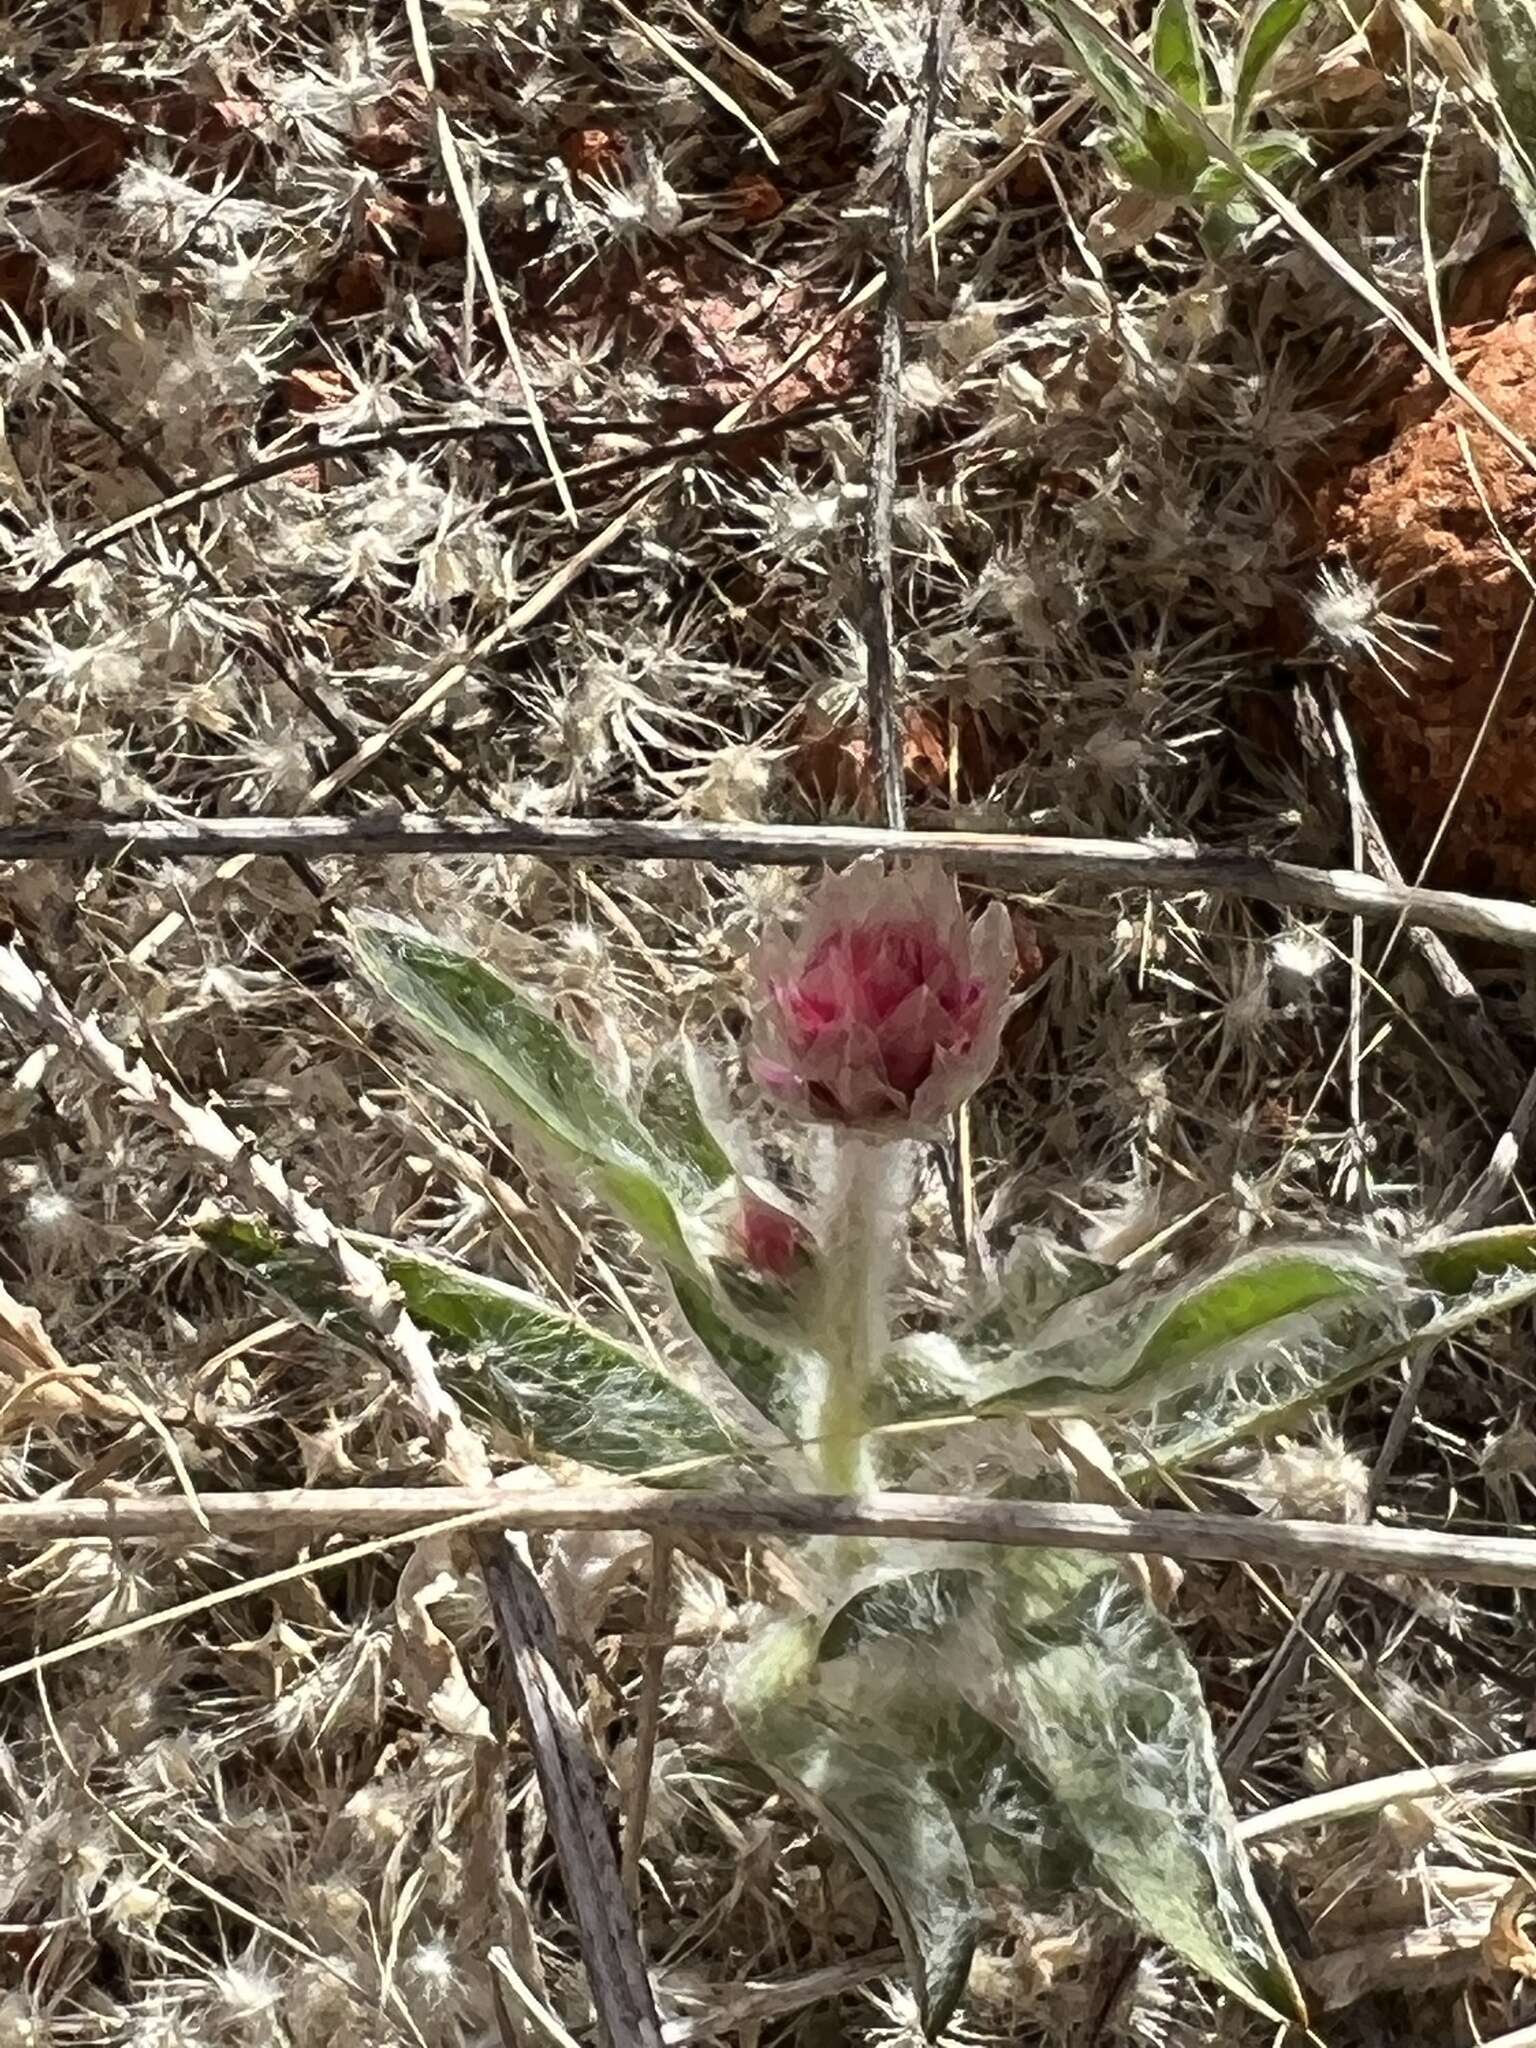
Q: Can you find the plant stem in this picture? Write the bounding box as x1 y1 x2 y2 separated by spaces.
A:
808 1137 907 1495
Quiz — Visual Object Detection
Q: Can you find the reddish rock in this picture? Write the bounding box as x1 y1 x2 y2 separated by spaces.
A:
1327 307 1536 897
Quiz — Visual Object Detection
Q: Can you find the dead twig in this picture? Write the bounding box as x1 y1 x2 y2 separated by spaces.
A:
1240 1746 1536 1840
10 813 1536 951
9 400 850 608
480 1537 666 2048
1297 680 1526 1112
5 1483 1536 1591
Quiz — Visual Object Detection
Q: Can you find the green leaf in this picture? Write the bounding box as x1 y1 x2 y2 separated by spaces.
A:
1152 0 1207 104
350 917 696 1266
1414 1223 1536 1294
1138 1241 1536 1471
976 1244 1392 1419
670 1272 800 1427
638 1041 735 1199
1111 112 1209 194
969 1553 1305 2025
818 1567 981 1663
730 1622 979 2039
1135 1246 1383 1379
1035 0 1146 123
805 1572 1092 1898
1475 0 1536 245
1193 130 1309 204
203 1217 743 1479
1234 0 1312 127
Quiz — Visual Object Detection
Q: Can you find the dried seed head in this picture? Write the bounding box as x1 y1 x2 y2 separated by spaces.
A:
748 860 1014 1135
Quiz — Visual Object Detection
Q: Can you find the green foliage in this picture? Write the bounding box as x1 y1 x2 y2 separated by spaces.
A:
1035 0 1314 235
202 912 1536 2040
350 917 804 1424
203 1217 743 1478
1135 1229 1536 1470
971 1553 1304 2023
731 1621 979 2039
669 1272 799 1427
350 917 699 1265
742 1554 1301 2029
1415 1222 1536 1293
638 1041 736 1197
972 1243 1392 1418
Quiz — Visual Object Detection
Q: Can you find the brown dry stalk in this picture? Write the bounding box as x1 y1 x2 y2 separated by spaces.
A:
7 813 1536 949
6 398 850 609
4 1484 1536 1590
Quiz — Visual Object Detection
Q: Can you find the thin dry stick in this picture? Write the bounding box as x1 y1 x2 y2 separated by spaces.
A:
0 943 665 2048
666 0 796 100
7 1484 1536 1590
1240 1747 1536 1841
860 0 958 828
1312 680 1527 1116
9 396 848 610
9 418 541 602
663 1952 903 2043
609 0 778 159
301 481 664 811
1440 1063 1536 1234
160 482 666 921
488 1947 583 2048
622 1537 674 1905
11 813 1536 950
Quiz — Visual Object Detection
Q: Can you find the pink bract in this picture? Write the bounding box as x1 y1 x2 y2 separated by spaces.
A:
748 861 1016 1134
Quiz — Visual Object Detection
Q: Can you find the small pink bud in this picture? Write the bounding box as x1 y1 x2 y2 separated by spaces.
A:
735 1184 812 1278
748 860 1015 1135
706 1180 818 1328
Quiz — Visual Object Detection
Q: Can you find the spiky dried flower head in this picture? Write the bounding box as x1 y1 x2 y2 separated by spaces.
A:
748 860 1015 1135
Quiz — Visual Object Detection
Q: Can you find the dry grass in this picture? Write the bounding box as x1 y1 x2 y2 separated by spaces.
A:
5 0 1536 2042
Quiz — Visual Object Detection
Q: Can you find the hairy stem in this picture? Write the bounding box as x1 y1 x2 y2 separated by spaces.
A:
808 1138 908 1495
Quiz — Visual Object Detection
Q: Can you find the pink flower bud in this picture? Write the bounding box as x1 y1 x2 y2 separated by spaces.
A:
705 1180 818 1329
735 1183 813 1279
748 861 1015 1135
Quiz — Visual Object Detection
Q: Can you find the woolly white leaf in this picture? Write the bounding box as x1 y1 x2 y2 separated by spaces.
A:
350 915 698 1266
962 1552 1305 2025
729 1620 978 2041
204 1217 743 1478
